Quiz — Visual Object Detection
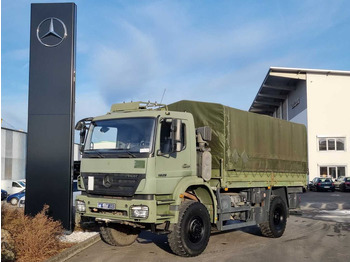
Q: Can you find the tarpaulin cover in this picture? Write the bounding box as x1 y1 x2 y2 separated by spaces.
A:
168 100 308 173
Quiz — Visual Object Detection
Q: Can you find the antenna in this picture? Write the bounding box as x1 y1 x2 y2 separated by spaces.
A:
160 88 166 104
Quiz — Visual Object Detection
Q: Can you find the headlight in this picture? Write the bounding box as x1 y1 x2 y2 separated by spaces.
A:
76 200 86 212
130 205 149 219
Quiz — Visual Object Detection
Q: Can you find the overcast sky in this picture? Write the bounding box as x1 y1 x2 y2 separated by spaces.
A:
2 0 350 132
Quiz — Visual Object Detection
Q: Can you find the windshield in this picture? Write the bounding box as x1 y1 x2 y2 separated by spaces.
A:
319 178 332 183
84 117 156 156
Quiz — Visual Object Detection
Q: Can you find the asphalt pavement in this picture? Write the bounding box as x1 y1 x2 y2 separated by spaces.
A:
300 191 350 223
66 191 350 262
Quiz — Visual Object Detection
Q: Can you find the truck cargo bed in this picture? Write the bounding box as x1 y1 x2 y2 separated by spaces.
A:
169 100 307 187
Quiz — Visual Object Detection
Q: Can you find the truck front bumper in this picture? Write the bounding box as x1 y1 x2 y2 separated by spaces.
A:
75 194 175 224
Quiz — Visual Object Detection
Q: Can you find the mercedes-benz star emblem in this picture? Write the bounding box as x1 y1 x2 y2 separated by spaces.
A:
103 175 112 188
36 17 67 47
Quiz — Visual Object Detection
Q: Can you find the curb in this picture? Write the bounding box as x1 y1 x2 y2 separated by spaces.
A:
46 234 101 262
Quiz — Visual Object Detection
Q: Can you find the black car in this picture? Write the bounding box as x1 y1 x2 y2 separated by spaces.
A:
309 177 335 192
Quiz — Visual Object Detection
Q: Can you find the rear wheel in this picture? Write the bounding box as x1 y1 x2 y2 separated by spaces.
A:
259 195 287 238
168 201 211 257
100 223 139 246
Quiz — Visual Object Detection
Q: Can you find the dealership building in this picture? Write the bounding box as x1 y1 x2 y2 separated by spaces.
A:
249 67 350 181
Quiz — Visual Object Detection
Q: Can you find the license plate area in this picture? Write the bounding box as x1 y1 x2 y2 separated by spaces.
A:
324 186 330 188
97 202 116 210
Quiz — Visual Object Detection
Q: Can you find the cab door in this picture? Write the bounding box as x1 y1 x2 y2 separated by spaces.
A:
155 118 192 194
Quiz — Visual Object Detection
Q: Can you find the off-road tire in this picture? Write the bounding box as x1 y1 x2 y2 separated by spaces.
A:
259 195 287 238
10 198 18 206
100 223 139 246
168 200 211 257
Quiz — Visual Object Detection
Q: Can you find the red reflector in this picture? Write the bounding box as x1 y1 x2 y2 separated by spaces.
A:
345 182 350 185
317 183 321 186
332 183 334 186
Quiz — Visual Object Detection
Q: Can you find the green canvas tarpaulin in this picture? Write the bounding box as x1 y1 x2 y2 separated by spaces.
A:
168 100 307 173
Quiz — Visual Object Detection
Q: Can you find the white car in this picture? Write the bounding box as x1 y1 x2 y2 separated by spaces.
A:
2 179 26 195
18 196 25 208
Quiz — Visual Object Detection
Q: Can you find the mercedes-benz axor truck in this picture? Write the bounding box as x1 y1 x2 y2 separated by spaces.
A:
75 100 307 257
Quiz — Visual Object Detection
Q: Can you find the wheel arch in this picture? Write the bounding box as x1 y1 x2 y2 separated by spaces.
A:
172 176 217 223
271 187 288 208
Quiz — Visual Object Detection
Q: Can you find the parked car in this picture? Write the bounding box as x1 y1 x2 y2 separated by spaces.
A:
307 181 313 191
7 190 25 206
1 179 26 195
18 196 25 208
1 189 8 201
72 180 81 206
334 177 350 192
309 177 335 192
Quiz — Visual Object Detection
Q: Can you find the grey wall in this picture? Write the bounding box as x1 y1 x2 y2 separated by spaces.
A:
1 128 27 181
1 128 80 183
288 81 307 121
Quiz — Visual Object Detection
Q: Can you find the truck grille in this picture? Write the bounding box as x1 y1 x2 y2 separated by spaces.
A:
81 173 146 197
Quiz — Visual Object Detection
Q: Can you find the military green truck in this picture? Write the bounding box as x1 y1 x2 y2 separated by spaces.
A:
75 100 307 257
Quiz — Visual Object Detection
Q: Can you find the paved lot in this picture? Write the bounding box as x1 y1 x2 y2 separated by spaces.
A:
301 191 350 210
300 191 350 223
67 191 350 262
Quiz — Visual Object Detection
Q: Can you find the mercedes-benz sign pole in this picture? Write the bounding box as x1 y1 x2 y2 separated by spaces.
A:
25 3 77 231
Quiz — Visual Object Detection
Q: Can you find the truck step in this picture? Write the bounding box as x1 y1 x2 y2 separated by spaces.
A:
156 200 176 205
156 214 174 220
220 221 256 231
218 205 251 214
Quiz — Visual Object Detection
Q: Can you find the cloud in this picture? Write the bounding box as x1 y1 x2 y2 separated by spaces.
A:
84 3 280 109
75 89 110 121
88 20 162 105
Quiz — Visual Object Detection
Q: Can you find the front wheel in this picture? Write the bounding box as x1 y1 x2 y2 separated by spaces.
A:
259 195 287 238
10 198 18 206
100 223 139 246
168 201 211 257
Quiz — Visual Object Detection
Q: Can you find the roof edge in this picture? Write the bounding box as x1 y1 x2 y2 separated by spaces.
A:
270 67 350 76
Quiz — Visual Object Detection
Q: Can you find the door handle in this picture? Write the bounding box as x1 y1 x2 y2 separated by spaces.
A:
182 164 191 168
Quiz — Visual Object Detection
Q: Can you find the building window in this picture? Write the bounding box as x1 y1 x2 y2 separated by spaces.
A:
319 166 347 179
318 137 345 151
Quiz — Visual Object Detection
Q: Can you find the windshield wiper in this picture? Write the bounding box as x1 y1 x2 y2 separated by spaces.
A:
85 151 105 158
125 151 136 158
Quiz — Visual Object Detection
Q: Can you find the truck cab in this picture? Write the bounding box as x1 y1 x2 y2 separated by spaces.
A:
75 102 210 224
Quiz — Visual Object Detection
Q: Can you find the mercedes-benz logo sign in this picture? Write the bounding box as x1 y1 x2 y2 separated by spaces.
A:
103 175 113 188
36 17 67 47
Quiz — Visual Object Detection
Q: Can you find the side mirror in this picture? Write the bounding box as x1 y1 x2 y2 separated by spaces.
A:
75 121 84 131
171 119 182 152
196 126 212 142
75 117 92 152
79 128 86 149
